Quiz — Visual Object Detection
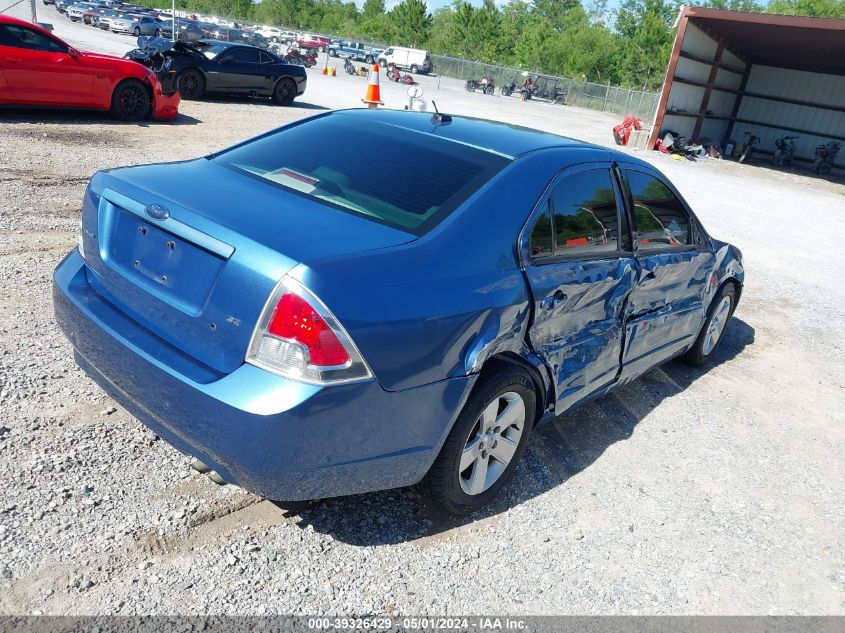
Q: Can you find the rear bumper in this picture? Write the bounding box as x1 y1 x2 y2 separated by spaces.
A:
53 250 473 500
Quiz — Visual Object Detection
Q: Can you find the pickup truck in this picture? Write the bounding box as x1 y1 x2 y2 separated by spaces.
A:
327 40 380 63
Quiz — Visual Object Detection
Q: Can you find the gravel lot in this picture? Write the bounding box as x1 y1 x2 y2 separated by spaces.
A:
1 2 844 616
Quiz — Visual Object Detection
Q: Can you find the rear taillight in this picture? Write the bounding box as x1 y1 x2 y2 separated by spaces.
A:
246 276 372 385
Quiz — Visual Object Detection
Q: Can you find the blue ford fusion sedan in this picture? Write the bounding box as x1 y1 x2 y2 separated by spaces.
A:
53 109 744 515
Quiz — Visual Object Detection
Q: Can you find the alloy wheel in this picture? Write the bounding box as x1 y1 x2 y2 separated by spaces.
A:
702 294 732 355
459 391 525 496
118 83 149 120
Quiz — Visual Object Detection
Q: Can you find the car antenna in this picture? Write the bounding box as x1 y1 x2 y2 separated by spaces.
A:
431 101 452 125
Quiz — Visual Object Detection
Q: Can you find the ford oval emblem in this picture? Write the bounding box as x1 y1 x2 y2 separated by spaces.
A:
145 203 170 221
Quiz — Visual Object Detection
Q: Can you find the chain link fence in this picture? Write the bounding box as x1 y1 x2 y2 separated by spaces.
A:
430 54 660 121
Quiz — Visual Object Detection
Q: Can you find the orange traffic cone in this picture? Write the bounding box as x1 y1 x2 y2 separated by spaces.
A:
322 66 328 76
362 64 383 108
331 67 337 77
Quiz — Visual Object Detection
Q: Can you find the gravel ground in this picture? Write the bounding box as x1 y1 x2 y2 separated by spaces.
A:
1 1 844 616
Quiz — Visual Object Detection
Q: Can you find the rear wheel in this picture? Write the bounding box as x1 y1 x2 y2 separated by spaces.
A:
273 77 296 106
133 26 140 35
419 367 535 515
500 86 511 96
683 283 736 366
484 84 494 95
177 69 205 99
110 79 151 122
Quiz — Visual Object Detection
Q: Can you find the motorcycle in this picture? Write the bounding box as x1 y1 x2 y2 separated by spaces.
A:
738 132 760 164
500 71 519 97
465 76 495 95
284 47 317 68
343 57 355 75
813 140 841 175
386 64 414 84
773 135 799 167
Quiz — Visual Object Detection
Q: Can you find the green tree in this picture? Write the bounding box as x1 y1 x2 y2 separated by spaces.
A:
362 0 385 20
389 0 432 47
615 0 675 89
765 0 845 16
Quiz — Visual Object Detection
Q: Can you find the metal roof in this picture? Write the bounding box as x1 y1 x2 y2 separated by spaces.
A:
682 6 845 75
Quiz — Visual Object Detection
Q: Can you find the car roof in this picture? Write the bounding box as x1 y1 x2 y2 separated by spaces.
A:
328 109 593 159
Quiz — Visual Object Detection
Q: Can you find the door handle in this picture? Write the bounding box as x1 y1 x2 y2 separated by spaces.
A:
541 290 567 310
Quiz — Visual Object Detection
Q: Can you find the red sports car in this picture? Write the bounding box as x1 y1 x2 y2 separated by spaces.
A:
0 15 179 121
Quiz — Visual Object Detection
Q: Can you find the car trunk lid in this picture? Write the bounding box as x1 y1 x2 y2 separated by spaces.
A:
82 160 415 375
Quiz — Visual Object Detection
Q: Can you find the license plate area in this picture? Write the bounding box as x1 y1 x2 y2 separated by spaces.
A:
106 208 225 316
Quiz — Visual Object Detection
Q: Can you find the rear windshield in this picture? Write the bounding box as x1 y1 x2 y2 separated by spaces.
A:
210 115 510 235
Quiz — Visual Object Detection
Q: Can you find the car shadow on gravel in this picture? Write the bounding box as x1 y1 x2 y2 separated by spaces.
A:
195 97 329 110
0 109 202 125
286 317 755 546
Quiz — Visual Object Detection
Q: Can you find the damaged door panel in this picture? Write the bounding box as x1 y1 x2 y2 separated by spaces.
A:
522 164 636 412
617 167 714 380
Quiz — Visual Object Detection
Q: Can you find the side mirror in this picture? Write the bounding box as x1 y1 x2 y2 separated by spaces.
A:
67 46 81 57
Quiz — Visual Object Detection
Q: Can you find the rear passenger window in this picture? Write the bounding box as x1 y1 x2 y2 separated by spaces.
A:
529 212 553 258
625 171 690 250
550 169 619 256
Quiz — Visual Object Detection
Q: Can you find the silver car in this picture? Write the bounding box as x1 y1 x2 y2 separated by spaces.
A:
128 15 162 36
66 2 96 21
106 13 137 33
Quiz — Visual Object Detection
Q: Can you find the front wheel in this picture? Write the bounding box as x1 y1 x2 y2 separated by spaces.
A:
177 69 205 99
273 77 296 106
419 367 535 515
154 28 160 36
683 283 736 366
500 86 511 96
484 84 494 95
364 55 373 64
410 64 419 74
110 79 151 122
328 48 336 57
133 26 140 36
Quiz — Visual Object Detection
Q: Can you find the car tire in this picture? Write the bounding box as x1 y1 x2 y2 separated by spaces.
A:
364 55 373 64
154 28 160 36
177 69 205 100
419 366 535 516
410 64 419 74
682 283 736 367
328 48 336 57
273 77 296 106
318 45 325 53
133 26 140 35
110 79 151 122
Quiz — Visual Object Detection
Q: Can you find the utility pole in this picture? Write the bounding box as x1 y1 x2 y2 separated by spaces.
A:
172 0 176 41
30 0 37 23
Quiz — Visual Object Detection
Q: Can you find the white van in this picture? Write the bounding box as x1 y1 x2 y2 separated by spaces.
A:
378 47 433 74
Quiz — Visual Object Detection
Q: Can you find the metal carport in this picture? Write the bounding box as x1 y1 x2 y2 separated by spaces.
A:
649 7 845 175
